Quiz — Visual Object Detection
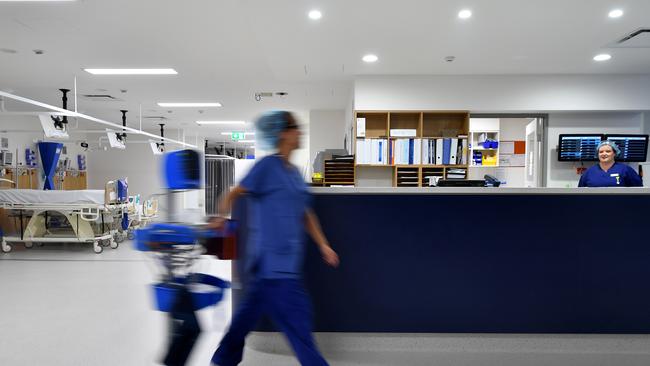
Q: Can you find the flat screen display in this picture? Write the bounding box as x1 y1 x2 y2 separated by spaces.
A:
558 134 602 161
605 134 649 162
558 134 649 162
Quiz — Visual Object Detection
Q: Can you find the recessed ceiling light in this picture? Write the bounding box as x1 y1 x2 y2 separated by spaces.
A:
458 9 472 19
608 9 624 18
84 68 178 75
158 102 222 107
196 121 246 125
308 10 322 20
593 54 612 62
362 54 378 63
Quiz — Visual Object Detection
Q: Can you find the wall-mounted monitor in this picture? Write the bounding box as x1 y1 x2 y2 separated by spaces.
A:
150 141 164 155
106 130 126 149
558 134 649 162
605 134 649 162
39 115 69 139
558 134 603 161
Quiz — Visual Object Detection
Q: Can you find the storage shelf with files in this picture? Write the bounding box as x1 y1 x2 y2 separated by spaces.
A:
355 110 470 187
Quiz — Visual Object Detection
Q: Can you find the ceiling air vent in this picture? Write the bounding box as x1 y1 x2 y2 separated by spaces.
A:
81 94 123 101
609 28 650 48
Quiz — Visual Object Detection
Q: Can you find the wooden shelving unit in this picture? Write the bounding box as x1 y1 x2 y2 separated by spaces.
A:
354 110 470 187
421 167 444 186
395 166 420 187
324 159 355 186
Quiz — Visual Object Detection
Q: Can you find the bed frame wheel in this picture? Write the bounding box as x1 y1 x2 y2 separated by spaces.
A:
114 232 125 244
24 242 34 249
2 240 12 253
93 242 103 254
110 240 119 249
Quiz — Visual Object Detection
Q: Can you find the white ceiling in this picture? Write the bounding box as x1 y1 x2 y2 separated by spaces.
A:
1 0 649 138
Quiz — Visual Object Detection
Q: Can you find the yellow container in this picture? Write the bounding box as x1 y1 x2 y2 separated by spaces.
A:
482 155 497 166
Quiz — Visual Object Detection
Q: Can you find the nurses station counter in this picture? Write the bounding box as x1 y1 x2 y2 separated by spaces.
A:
291 187 650 334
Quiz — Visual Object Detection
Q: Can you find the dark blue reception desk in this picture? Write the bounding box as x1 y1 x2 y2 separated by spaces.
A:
242 187 650 334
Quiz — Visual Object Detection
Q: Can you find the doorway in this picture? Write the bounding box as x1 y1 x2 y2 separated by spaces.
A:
468 114 547 187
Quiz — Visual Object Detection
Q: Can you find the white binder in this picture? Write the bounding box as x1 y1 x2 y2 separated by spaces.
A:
449 138 458 164
435 139 443 165
356 118 366 137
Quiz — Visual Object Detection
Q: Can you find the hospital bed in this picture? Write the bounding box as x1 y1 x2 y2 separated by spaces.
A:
122 195 158 240
0 183 128 254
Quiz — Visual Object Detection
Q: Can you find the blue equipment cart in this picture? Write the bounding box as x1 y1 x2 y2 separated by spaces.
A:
135 149 232 366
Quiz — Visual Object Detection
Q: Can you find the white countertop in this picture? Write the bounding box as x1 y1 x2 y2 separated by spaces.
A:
311 187 650 195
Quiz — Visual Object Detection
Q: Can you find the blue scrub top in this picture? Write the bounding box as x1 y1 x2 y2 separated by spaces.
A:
240 154 311 279
578 162 643 187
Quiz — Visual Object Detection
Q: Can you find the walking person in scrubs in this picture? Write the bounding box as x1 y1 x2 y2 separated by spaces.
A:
210 111 339 366
578 140 643 187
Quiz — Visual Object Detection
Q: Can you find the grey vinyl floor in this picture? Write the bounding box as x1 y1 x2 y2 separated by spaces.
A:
2 242 650 366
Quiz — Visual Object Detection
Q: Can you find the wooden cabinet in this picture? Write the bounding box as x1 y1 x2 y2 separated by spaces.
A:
1 169 87 190
1 168 39 189
54 171 87 190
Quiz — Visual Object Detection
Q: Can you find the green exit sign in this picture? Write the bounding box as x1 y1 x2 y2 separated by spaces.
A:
231 132 245 141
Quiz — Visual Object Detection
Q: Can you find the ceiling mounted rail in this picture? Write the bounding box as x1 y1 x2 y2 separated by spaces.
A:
0 90 197 149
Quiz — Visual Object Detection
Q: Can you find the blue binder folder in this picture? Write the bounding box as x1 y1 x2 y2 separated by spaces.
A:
443 138 451 165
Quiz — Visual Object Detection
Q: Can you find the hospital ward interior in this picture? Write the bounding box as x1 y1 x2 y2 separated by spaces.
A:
2 1 650 366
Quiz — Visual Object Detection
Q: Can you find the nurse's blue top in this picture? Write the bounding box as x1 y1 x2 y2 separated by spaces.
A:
240 154 311 279
578 162 643 187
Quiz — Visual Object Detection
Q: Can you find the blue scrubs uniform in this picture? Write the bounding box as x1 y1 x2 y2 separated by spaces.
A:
578 162 643 187
212 155 328 366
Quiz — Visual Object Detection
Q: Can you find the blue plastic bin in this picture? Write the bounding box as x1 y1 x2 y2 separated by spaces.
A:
152 274 230 312
134 223 197 251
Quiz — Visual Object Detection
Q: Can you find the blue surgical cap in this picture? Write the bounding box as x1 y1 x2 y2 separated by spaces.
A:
597 140 621 157
255 111 290 149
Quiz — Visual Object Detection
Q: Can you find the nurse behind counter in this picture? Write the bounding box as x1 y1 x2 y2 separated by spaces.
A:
578 140 643 187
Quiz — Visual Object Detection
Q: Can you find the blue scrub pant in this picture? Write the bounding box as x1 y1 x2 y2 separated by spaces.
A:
211 279 328 366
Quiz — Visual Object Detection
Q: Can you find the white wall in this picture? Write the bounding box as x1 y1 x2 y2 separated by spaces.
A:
249 110 311 180
87 141 165 200
344 95 355 154
546 112 644 188
355 75 650 112
497 118 530 187
356 167 393 187
309 109 346 175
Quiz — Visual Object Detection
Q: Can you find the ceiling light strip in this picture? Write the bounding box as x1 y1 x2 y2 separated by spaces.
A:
158 102 222 107
196 121 246 125
84 68 178 75
0 90 197 148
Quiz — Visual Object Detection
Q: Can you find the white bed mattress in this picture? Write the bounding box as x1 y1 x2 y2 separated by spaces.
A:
0 189 105 205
